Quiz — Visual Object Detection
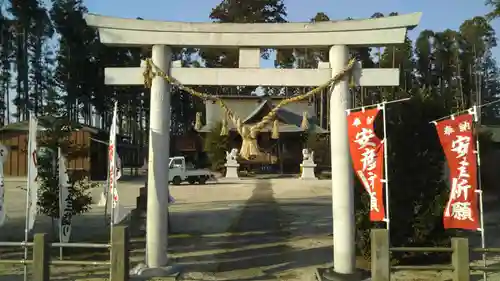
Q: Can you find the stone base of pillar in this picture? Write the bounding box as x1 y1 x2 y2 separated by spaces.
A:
130 185 174 235
300 163 318 180
130 262 180 280
137 186 148 210
130 186 148 235
224 163 240 179
314 268 368 281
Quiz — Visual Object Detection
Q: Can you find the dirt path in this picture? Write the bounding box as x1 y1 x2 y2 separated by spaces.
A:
0 178 336 281
176 180 293 280
169 180 333 281
3 177 500 281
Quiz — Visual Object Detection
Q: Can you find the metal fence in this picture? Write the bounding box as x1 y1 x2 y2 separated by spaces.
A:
0 225 129 281
371 228 500 281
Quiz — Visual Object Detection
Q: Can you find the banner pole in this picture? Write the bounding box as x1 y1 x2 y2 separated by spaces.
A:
56 148 63 261
108 102 118 281
104 162 110 225
23 116 33 281
473 105 488 281
429 98 500 124
23 171 30 281
349 97 411 112
381 102 390 233
109 176 115 281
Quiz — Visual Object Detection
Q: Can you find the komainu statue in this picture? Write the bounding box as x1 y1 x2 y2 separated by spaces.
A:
302 148 314 163
226 148 239 163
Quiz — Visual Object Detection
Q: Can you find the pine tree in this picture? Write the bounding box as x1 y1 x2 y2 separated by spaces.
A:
200 0 288 96
0 12 14 125
8 0 45 120
50 0 99 121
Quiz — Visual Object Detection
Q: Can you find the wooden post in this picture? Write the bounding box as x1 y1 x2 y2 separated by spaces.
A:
371 228 390 281
111 226 129 281
32 233 50 281
451 237 470 281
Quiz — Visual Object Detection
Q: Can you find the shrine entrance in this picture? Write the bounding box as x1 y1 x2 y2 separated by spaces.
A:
85 12 421 277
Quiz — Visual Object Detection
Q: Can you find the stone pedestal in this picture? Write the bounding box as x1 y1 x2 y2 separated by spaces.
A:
300 162 317 180
224 163 240 179
224 149 240 180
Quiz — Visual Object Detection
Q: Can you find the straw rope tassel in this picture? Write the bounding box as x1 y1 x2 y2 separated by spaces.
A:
194 112 202 131
301 111 310 130
271 119 280 139
220 118 228 136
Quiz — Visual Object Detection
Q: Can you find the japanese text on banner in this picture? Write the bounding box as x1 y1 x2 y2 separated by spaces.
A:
347 108 385 221
435 113 479 230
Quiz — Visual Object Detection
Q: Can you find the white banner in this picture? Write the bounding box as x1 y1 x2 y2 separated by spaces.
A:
109 102 125 224
58 148 72 243
98 150 122 207
27 115 39 231
0 162 5 227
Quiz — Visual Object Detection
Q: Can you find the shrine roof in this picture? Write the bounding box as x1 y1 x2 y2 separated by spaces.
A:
196 122 327 134
242 99 296 124
199 94 327 134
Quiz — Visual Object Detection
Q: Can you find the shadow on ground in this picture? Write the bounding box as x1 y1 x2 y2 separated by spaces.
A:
0 180 335 281
130 180 335 281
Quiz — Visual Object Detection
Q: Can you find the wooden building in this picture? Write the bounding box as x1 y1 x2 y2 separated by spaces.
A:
196 95 327 173
0 118 144 180
170 132 204 164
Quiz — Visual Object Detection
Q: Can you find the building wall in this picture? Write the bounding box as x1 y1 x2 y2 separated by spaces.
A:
0 130 95 178
0 131 28 177
67 130 91 172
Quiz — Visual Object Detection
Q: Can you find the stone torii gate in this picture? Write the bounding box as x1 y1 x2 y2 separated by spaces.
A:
85 13 421 278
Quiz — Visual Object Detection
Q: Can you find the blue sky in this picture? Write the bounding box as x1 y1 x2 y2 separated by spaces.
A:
84 0 500 65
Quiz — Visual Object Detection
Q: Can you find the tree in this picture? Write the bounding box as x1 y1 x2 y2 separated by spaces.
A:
170 47 204 136
50 0 100 122
486 0 500 20
8 0 53 120
355 90 454 257
29 7 54 117
351 14 500 257
0 11 14 125
36 116 96 235
200 0 288 96
204 122 230 172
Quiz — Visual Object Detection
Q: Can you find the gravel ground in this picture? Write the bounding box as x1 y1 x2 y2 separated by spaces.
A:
0 176 499 281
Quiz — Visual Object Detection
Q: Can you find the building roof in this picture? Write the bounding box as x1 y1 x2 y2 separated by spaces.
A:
198 97 327 134
0 116 100 134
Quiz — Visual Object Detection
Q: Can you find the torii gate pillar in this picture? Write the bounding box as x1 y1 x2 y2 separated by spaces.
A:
329 45 356 276
145 45 172 269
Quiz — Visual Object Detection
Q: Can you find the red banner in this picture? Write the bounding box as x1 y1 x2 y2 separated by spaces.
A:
347 108 385 221
435 113 479 230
